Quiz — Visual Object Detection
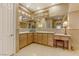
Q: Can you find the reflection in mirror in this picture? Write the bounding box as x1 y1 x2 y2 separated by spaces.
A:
18 3 68 32
51 15 65 29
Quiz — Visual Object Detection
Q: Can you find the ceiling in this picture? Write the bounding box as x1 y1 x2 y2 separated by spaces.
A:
22 3 58 11
20 3 68 18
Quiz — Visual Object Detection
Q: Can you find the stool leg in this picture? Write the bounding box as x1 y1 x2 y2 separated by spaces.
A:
63 41 64 49
67 41 69 49
56 40 57 48
53 40 55 47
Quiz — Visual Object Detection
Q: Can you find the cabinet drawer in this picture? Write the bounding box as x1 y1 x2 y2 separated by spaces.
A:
61 36 69 40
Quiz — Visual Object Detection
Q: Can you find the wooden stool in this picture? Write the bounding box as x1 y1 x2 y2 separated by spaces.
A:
53 39 69 49
54 39 64 48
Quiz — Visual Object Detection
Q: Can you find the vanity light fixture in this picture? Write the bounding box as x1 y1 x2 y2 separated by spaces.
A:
19 16 22 21
38 23 43 28
56 25 61 29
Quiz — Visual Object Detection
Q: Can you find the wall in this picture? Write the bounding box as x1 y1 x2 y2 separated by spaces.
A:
68 3 79 50
49 4 68 17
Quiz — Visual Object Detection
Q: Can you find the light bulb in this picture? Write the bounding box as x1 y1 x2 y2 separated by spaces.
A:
38 24 43 28
63 21 68 27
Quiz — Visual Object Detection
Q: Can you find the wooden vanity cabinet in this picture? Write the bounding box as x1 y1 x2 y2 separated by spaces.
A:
27 33 33 44
42 33 48 45
33 33 38 43
19 32 54 49
19 33 27 49
48 33 54 46
37 33 42 44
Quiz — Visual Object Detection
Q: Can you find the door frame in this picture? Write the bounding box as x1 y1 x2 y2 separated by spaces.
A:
16 4 20 53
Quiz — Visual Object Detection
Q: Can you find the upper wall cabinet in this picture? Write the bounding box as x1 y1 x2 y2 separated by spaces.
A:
18 3 69 29
49 4 68 17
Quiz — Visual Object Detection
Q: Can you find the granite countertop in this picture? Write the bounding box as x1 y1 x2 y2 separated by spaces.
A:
19 31 34 34
54 34 71 37
19 31 54 34
36 31 54 33
19 31 71 37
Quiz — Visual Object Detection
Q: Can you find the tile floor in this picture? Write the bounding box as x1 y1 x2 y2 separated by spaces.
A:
15 43 79 56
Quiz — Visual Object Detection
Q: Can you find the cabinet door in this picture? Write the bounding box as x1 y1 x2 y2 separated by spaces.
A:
25 33 28 45
27 33 33 44
19 34 27 49
42 33 48 45
33 33 38 43
37 33 42 44
48 33 54 46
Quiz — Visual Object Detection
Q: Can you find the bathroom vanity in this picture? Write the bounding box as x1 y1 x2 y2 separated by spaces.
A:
19 32 33 49
19 31 54 49
19 31 71 50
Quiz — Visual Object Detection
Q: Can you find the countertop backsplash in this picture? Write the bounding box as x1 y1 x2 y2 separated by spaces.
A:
19 28 66 34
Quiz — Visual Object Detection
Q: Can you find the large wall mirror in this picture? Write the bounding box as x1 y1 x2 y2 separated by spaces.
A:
18 3 69 32
18 4 35 29
51 15 67 29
